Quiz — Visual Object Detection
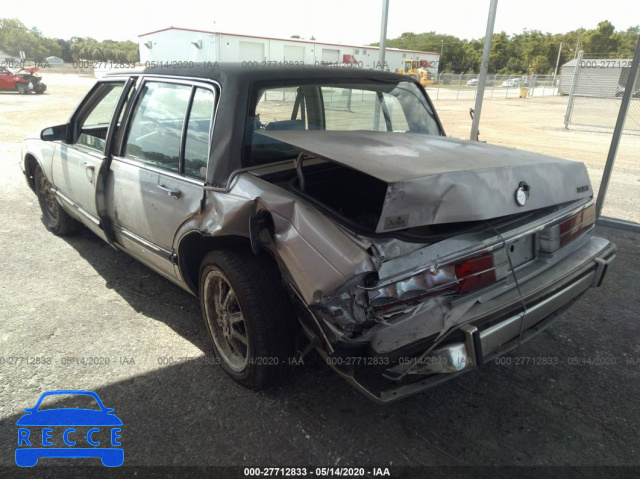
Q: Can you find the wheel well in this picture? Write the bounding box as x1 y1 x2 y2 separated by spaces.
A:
24 154 39 192
177 233 253 296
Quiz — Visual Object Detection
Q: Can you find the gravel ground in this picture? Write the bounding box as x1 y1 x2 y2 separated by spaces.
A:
0 74 639 475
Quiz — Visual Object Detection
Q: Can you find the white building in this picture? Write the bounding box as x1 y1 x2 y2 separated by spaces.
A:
0 50 20 63
138 27 439 78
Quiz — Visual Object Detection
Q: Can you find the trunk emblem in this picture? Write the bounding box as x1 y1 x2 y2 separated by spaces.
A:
384 215 409 230
515 182 530 206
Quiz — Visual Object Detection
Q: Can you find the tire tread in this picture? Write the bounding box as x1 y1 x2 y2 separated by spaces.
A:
199 248 297 390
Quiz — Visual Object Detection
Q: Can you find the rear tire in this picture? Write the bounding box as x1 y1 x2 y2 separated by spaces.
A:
199 248 297 390
34 166 82 236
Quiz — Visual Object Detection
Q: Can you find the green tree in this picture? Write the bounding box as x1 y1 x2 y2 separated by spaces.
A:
582 20 620 57
613 26 639 58
372 20 635 75
529 55 551 73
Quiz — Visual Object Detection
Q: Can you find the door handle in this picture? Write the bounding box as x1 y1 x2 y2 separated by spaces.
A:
157 184 182 199
83 162 95 184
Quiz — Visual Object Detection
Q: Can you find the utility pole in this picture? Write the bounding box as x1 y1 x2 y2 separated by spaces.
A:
470 0 498 142
439 40 444 82
378 0 390 71
553 41 562 84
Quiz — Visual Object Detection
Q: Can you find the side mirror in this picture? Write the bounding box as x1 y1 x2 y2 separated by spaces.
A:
41 124 68 142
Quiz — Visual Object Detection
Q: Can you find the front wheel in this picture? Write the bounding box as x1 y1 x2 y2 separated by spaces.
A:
34 166 82 235
16 83 29 94
199 249 297 390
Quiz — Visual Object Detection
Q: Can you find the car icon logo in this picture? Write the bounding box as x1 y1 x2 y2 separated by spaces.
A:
15 390 123 467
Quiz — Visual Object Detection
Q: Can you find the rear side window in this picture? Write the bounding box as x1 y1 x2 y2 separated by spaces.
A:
122 82 215 179
123 82 191 173
184 88 214 179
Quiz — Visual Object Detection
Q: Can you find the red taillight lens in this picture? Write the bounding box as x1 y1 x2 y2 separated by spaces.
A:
454 254 496 293
559 205 595 247
539 204 596 254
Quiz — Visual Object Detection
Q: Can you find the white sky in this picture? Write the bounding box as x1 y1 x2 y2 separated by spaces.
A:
5 0 640 45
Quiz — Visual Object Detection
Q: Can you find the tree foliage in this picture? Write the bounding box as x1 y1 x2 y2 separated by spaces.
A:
373 21 638 74
0 18 139 63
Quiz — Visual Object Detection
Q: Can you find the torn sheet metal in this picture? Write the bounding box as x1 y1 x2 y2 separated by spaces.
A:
369 297 450 354
177 173 377 305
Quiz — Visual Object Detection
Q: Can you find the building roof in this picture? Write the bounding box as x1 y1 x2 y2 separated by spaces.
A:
138 26 439 55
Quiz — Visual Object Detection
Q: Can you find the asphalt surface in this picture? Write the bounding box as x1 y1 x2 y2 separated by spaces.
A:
0 140 639 476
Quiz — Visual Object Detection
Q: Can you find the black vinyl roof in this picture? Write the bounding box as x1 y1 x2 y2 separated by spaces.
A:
108 62 412 83
106 63 423 186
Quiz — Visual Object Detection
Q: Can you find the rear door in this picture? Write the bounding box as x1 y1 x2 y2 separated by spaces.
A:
108 79 216 280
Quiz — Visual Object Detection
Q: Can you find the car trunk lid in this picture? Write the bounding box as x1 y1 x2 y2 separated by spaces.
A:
258 130 593 233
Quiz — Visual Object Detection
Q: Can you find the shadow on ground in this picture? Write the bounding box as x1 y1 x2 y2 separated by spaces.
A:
1 226 638 471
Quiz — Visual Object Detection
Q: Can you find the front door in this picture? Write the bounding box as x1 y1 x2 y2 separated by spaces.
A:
51 81 127 236
108 80 215 280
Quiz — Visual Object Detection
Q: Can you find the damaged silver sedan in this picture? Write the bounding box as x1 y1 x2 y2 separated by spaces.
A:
21 65 616 402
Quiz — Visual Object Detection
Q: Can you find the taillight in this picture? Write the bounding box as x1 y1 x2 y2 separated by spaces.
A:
455 254 497 293
539 204 595 253
559 206 595 246
367 253 497 312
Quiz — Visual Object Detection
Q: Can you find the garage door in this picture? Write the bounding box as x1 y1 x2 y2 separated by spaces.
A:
239 41 265 62
321 48 340 64
283 45 305 62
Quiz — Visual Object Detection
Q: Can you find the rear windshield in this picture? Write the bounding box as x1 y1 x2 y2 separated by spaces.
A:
246 81 441 166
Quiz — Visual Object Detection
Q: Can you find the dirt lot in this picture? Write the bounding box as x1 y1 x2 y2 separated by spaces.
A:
1 74 639 475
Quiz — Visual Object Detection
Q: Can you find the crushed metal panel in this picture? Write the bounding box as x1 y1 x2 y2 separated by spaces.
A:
377 161 591 232
259 130 593 231
179 174 376 305
369 297 450 354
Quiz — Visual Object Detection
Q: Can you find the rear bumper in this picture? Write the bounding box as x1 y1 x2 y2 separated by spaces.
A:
322 236 616 403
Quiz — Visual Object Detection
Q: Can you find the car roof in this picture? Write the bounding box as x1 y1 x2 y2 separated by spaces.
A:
105 63 422 186
105 62 410 84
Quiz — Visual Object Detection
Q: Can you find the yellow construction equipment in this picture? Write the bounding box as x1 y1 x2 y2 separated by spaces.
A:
395 59 435 86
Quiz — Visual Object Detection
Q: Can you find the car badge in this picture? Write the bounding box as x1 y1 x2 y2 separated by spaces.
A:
515 182 530 206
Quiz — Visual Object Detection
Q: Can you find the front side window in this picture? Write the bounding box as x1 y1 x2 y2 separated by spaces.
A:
75 82 124 154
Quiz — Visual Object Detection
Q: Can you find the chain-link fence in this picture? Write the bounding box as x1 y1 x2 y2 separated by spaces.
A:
426 73 559 100
564 52 640 133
